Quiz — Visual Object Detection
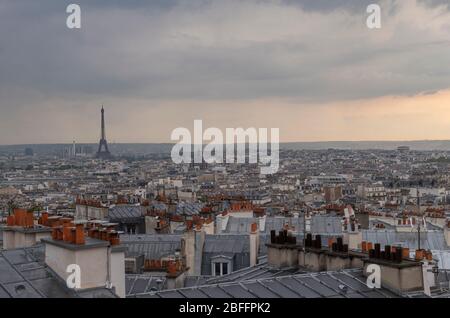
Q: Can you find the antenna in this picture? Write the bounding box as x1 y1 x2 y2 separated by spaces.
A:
303 205 307 248
417 188 421 215
417 188 421 250
418 218 421 251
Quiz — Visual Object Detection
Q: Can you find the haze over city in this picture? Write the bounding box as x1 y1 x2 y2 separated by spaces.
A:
1 0 450 144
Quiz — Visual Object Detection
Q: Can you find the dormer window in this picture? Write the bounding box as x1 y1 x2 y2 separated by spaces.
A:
213 261 229 276
210 255 233 276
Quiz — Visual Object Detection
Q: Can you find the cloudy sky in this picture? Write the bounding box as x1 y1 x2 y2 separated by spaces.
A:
1 0 450 144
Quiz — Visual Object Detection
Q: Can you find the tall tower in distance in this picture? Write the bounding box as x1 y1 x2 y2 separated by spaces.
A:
72 140 76 157
95 106 113 159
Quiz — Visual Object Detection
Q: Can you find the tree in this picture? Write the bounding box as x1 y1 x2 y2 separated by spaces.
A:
30 203 43 218
6 197 17 217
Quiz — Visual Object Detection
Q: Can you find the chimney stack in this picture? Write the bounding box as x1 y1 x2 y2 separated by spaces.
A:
165 259 187 290
3 208 52 250
342 216 362 250
249 223 260 267
182 224 205 276
42 221 126 297
215 212 229 234
364 243 425 294
266 229 300 268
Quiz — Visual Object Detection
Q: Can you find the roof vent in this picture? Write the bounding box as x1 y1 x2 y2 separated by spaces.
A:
14 284 26 295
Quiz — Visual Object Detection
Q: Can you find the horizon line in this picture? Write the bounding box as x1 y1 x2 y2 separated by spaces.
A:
2 139 450 147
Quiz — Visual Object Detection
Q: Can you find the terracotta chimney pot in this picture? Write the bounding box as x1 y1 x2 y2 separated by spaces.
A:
6 215 15 226
75 224 85 245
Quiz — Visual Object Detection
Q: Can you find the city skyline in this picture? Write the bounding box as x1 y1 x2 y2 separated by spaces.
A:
2 0 450 304
1 0 450 144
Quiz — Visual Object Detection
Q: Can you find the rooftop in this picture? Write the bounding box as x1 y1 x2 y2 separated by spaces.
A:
41 237 110 251
0 245 117 298
133 268 403 298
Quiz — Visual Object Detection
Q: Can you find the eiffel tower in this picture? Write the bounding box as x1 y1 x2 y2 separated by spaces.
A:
95 106 113 159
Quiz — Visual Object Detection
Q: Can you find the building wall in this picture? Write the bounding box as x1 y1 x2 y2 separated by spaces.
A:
75 205 108 220
363 262 423 293
301 250 326 271
110 250 125 298
35 232 52 243
45 244 77 284
229 211 253 218
3 231 50 250
3 231 15 249
166 272 186 290
325 255 349 271
45 244 109 290
75 247 109 289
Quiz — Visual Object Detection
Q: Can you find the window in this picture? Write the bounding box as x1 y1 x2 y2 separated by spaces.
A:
222 262 228 275
212 261 231 276
215 262 221 276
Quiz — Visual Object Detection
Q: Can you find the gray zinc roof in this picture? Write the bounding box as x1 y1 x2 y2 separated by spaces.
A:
109 205 146 222
202 234 252 275
223 216 342 235
203 234 250 254
204 260 306 285
126 274 166 296
136 268 402 298
0 245 116 298
121 234 182 259
258 233 341 255
126 274 209 297
176 202 204 216
362 230 449 251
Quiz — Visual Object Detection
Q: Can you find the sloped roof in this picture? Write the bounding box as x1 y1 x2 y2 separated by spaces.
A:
223 216 342 235
362 230 449 251
135 269 402 298
108 205 146 221
203 234 250 254
204 260 306 285
125 274 209 297
121 234 182 259
176 202 204 216
126 274 166 296
0 245 116 298
432 250 450 269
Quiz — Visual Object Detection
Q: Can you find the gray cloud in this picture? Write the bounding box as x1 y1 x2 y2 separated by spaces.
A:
0 0 450 143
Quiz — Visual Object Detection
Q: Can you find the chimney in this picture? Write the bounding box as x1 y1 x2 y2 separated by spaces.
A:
203 218 215 235
215 212 229 234
25 211 34 228
165 259 187 290
411 249 436 296
300 233 326 271
42 221 126 298
249 223 259 267
182 225 205 276
39 212 49 226
75 223 85 245
266 229 299 268
342 216 362 250
258 215 266 232
363 244 424 294
2 208 52 250
361 241 367 253
144 215 158 234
